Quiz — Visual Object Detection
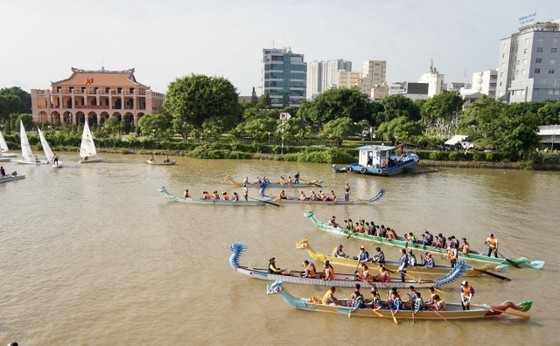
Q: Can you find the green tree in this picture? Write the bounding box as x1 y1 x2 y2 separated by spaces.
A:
0 87 31 114
378 94 421 125
421 92 463 121
235 112 277 142
138 113 172 140
494 112 540 159
274 116 310 144
536 101 560 125
298 88 377 125
165 74 242 130
0 95 25 121
16 114 34 130
319 117 359 147
377 116 425 145
459 97 506 141
102 117 122 136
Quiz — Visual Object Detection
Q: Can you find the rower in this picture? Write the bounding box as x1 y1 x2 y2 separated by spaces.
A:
422 231 433 246
460 280 475 310
268 257 283 274
183 189 190 198
222 192 230 201
287 176 293 184
373 247 385 265
390 290 404 314
357 263 374 282
423 252 435 268
484 233 499 258
301 260 317 278
461 237 471 254
408 286 419 305
447 242 458 268
212 191 220 200
322 261 335 281
327 215 338 228
408 250 417 266
232 192 239 202
426 287 437 308
332 244 348 258
386 228 397 240
397 248 408 282
432 294 446 311
293 172 300 184
355 245 370 263
299 191 307 201
414 292 425 313
309 191 317 201
321 287 339 305
350 290 364 312
329 191 337 202
279 190 287 199
376 266 391 282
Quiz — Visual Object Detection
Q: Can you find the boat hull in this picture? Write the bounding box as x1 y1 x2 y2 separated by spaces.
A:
147 160 176 165
225 175 324 189
303 210 517 269
14 160 41 165
0 175 25 183
79 158 103 164
158 187 267 206
0 153 17 157
346 158 418 176
295 239 501 277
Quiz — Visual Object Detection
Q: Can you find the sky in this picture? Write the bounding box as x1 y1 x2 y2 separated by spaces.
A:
1 0 559 96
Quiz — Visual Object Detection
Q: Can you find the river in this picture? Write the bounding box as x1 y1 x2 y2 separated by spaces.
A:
0 153 558 345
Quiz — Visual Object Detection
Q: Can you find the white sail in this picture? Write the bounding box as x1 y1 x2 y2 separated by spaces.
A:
19 121 35 162
38 128 54 163
0 130 8 152
79 122 97 158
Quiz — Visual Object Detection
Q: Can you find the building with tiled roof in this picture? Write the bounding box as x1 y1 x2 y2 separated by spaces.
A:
31 67 164 126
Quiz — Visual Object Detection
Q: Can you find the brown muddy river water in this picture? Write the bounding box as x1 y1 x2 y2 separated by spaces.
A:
0 153 558 344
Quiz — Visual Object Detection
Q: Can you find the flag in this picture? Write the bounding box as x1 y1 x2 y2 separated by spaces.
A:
279 112 291 121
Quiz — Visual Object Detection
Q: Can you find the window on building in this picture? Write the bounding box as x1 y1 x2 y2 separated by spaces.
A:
502 53 505 58
130 88 134 94
69 87 74 92
549 69 555 74
523 49 527 54
117 87 122 93
94 87 98 93
500 72 504 77
81 87 86 92
536 58 542 63
552 48 558 53
549 89 554 95
57 86 61 92
554 38 559 44
522 69 526 74
537 47 543 53
499 82 503 86
105 87 110 93
552 59 557 65
535 68 541 74
523 59 527 64
525 38 529 44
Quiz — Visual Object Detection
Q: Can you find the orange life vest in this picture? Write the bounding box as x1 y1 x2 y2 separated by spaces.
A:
377 269 390 282
223 194 230 201
487 237 498 248
305 263 316 277
434 299 446 311
360 268 373 282
461 284 474 298
323 267 335 280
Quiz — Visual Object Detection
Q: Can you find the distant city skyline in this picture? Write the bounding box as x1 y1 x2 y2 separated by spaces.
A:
0 0 558 96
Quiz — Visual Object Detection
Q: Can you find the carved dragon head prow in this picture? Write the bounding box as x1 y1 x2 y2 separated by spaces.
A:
266 280 284 295
229 242 247 270
157 186 167 193
296 239 310 250
303 210 314 218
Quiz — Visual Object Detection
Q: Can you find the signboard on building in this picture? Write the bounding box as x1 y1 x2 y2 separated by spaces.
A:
519 12 537 26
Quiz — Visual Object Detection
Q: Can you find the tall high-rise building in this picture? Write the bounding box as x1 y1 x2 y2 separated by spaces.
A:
262 48 307 108
306 59 352 99
471 70 498 98
358 60 388 100
496 19 560 102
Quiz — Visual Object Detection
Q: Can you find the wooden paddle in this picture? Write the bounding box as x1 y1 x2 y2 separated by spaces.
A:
300 178 322 188
490 307 530 319
249 196 280 207
402 271 446 295
432 309 447 322
390 308 399 325
471 267 511 281
496 250 522 268
371 308 383 318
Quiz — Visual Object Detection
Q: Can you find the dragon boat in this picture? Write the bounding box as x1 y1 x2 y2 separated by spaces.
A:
295 239 509 279
229 243 466 289
264 188 384 206
267 280 532 320
224 175 324 189
304 210 545 270
157 187 271 206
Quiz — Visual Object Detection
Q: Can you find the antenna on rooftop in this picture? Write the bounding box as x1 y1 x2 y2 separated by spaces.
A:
102 57 105 71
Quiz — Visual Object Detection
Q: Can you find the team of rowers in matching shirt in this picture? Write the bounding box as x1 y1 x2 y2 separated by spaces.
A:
327 215 501 263
199 190 241 201
268 257 475 313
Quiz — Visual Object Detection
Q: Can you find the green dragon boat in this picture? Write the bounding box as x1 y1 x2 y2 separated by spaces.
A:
303 210 544 270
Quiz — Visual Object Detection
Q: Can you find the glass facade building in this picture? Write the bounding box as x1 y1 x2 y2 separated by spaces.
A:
262 48 307 108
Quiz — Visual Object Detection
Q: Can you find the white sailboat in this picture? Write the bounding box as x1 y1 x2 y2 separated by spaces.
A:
79 122 102 163
15 121 40 165
0 129 18 159
38 128 62 168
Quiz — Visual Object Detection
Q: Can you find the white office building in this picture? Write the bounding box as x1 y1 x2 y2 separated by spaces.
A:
418 62 444 98
496 19 560 102
358 60 387 99
306 59 352 99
